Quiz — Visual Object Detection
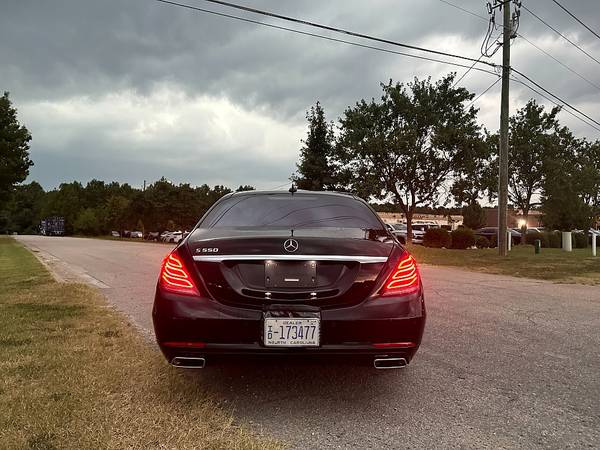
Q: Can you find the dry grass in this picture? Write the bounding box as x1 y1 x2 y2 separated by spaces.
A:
409 244 600 285
0 237 280 450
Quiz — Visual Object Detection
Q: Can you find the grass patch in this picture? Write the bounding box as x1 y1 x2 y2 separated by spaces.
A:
0 237 279 450
409 244 600 284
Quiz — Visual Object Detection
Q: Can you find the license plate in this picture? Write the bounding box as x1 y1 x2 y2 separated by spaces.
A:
263 318 320 347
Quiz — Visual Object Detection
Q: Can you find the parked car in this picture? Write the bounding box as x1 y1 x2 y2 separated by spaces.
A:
111 231 120 238
169 231 183 243
160 231 172 242
512 227 544 234
153 190 426 369
161 231 183 243
475 227 521 246
123 230 131 238
411 223 439 245
387 223 407 244
145 231 160 241
130 231 143 238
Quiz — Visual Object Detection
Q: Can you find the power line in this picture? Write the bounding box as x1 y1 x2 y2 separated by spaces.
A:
156 0 600 132
153 0 500 77
467 77 501 108
550 0 600 41
453 54 487 87
436 0 600 94
522 4 600 67
517 34 600 93
511 75 600 133
437 0 487 21
196 0 498 69
511 67 600 128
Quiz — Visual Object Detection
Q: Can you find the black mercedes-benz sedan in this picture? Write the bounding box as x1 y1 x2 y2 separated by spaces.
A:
152 190 426 369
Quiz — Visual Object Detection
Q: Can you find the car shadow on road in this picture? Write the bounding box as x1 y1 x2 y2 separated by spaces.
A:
191 357 417 425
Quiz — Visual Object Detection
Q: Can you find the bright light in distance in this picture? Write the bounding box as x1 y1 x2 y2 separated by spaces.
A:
518 219 527 228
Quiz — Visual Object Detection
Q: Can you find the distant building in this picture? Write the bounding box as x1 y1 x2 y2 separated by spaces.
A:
483 208 543 228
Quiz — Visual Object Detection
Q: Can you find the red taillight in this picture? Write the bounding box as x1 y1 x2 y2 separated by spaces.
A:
159 252 200 296
382 252 420 296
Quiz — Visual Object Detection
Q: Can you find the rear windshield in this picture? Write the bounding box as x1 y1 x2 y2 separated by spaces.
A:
199 194 383 230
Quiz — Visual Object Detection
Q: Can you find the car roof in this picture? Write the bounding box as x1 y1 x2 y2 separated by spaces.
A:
226 189 357 199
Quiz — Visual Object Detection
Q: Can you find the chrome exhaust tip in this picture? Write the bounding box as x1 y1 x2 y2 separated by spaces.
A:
171 356 206 369
373 357 408 369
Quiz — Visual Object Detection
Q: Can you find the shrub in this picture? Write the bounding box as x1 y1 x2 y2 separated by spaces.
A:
462 202 486 230
526 230 548 247
475 236 490 248
489 234 498 248
451 227 476 249
573 232 588 248
543 231 562 248
423 228 451 248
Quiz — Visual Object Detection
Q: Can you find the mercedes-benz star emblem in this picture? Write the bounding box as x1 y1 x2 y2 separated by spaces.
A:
283 238 299 253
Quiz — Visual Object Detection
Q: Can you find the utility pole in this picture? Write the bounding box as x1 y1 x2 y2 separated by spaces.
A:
498 0 512 256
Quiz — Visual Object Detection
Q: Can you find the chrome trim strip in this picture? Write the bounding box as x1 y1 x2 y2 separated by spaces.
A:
192 254 388 263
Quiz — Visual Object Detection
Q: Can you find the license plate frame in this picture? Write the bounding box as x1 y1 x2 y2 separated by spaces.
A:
264 260 317 288
263 317 320 347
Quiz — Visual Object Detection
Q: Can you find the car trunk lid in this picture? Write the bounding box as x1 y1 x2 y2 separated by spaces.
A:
187 228 393 308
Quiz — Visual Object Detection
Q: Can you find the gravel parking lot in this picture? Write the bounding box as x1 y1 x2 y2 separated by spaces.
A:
16 235 600 449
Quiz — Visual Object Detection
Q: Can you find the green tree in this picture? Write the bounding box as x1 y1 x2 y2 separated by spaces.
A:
541 129 592 231
0 181 45 233
105 195 130 232
577 140 600 222
542 174 591 231
236 185 255 192
0 92 33 203
462 202 486 230
83 179 108 208
451 130 496 205
74 208 101 235
333 74 483 241
488 100 562 229
295 101 336 190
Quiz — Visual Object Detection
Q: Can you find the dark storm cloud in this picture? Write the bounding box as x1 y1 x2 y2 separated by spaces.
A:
0 1 495 110
1 0 600 189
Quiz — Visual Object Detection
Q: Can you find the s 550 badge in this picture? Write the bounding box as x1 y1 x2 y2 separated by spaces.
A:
197 247 219 253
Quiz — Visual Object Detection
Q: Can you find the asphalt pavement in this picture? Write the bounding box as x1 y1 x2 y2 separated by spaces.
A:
15 235 600 449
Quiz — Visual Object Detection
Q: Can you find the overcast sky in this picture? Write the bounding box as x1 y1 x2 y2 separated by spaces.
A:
2 0 600 191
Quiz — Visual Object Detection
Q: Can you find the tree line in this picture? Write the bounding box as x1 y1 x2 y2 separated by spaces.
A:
294 73 600 238
0 178 254 235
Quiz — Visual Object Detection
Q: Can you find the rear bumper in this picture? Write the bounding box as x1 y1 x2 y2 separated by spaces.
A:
152 288 426 364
